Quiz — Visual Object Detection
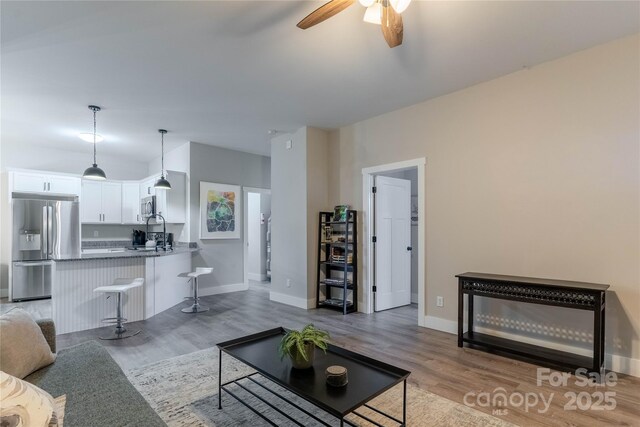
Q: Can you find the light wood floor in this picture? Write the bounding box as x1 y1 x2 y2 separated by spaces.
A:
10 284 640 426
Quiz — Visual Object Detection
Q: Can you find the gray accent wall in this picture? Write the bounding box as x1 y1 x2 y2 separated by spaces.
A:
189 142 270 291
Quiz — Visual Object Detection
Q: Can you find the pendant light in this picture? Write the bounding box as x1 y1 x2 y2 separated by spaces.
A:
154 129 171 190
82 105 107 180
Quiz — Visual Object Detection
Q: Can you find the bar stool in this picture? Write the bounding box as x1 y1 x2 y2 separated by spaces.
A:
178 267 213 313
94 278 144 340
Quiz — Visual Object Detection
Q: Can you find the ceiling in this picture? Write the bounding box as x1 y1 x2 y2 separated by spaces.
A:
2 1 638 160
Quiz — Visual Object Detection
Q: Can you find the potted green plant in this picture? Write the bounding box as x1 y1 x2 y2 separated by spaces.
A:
279 324 330 369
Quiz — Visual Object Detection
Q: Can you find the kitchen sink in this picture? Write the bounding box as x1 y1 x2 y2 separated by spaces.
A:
126 246 159 252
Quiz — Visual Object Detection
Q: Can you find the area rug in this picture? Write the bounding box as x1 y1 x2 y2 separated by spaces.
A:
127 347 515 426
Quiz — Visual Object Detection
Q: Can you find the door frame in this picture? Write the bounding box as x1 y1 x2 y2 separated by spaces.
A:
242 187 271 288
361 158 426 326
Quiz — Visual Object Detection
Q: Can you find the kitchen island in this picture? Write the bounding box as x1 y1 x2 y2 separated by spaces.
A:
52 246 198 334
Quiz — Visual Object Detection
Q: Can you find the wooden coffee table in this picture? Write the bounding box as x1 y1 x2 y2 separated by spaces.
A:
217 327 410 426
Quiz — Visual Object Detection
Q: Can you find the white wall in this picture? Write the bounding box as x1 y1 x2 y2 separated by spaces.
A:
1 143 149 180
260 194 271 275
147 141 191 243
246 192 271 281
329 35 640 375
247 192 262 278
148 141 190 176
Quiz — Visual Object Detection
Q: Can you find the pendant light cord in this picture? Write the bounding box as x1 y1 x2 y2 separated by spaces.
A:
93 108 97 166
161 131 165 178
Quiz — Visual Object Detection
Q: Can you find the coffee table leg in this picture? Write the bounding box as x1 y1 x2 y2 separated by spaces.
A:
403 379 407 426
340 418 344 426
218 348 223 409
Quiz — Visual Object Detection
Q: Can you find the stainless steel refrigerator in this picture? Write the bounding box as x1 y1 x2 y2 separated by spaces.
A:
11 194 80 301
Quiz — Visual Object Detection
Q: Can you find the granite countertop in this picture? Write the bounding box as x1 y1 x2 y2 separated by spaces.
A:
53 246 199 262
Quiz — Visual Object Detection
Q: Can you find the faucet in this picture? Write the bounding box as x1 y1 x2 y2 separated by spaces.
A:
146 213 169 251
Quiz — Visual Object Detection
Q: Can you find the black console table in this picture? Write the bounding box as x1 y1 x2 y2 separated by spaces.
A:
456 272 609 374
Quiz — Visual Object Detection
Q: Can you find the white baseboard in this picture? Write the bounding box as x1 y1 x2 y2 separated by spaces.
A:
199 282 248 297
269 291 314 309
609 354 640 377
424 315 458 334
248 273 268 282
422 315 640 378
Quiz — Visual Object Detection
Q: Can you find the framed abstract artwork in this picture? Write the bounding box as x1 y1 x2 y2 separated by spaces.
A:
199 182 241 239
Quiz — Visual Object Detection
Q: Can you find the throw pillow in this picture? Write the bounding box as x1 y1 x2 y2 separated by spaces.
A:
53 395 66 427
0 309 56 378
0 370 63 426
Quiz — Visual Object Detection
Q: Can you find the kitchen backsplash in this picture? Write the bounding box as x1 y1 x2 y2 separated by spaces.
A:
81 223 186 242
82 240 198 249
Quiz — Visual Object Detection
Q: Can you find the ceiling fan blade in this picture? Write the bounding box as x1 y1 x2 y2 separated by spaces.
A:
297 0 355 29
381 2 403 48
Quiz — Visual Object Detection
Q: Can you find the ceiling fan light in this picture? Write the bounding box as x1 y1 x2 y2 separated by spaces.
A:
358 0 375 7
390 0 411 14
363 3 382 25
78 132 104 143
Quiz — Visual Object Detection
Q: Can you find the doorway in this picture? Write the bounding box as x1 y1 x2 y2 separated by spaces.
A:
362 158 426 325
243 187 271 288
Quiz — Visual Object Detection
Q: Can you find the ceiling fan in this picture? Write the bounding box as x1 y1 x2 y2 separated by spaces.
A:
297 0 411 48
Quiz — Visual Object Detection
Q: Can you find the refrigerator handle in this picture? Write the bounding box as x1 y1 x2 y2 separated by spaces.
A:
48 205 53 256
42 205 49 258
14 261 55 267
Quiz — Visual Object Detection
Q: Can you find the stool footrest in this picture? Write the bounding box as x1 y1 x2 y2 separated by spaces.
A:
99 330 141 340
101 317 128 324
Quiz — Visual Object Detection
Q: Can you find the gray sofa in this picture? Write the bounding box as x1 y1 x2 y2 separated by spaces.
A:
25 319 165 427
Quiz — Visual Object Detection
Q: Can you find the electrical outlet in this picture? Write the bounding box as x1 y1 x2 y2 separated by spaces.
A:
286 140 292 150
93 230 99 237
436 296 444 307
286 279 291 288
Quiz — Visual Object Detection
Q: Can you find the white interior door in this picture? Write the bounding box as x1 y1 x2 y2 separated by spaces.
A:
374 175 411 311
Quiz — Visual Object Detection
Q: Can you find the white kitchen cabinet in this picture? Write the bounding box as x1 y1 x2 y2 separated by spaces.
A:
12 171 80 195
140 178 156 197
48 175 81 195
122 182 142 224
81 181 103 223
81 180 122 224
101 182 122 223
12 172 48 193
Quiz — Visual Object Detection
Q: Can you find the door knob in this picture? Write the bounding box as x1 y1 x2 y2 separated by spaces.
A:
407 246 412 251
